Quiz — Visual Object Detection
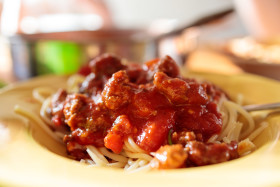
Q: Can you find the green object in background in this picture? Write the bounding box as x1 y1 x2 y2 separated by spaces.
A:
0 81 5 88
35 41 84 75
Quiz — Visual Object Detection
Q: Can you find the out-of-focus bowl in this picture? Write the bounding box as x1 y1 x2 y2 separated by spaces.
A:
219 37 280 81
222 51 280 81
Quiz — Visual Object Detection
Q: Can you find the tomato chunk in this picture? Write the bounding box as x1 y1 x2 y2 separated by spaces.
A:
137 110 175 152
105 115 136 153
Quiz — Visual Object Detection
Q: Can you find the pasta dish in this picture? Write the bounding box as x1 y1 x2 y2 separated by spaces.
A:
14 53 268 172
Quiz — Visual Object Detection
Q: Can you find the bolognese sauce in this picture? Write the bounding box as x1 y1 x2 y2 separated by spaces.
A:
49 53 239 169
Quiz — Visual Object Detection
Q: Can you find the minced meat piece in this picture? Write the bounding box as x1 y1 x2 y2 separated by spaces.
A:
185 141 239 166
101 70 133 110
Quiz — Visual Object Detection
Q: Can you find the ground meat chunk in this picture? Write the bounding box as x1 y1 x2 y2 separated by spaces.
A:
63 94 111 147
63 94 93 130
89 53 125 77
125 63 148 84
145 56 179 80
151 144 188 169
172 131 197 146
154 72 189 104
202 81 228 102
63 94 111 131
80 54 125 96
79 73 106 96
131 91 157 118
51 89 67 126
154 72 208 105
130 86 170 119
185 141 239 166
101 70 133 110
63 140 89 160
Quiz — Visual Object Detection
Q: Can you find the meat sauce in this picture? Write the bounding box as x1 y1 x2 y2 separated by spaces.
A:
50 53 238 168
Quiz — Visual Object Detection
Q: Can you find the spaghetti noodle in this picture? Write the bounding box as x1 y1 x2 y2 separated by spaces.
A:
14 53 269 171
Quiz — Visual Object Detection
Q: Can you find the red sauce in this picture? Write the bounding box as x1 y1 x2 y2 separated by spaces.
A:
51 53 226 158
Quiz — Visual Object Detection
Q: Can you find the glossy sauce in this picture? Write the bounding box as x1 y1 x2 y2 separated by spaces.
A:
50 54 226 160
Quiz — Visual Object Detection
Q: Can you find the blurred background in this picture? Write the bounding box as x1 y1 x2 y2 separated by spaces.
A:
1 0 280 86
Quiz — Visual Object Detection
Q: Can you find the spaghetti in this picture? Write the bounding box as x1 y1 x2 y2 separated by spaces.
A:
14 53 269 171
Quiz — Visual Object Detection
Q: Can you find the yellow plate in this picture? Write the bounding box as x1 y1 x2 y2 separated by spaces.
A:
0 73 280 187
